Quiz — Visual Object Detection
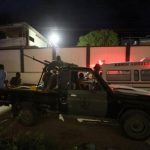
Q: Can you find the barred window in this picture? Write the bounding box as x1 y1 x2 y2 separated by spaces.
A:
106 70 131 81
141 70 150 81
134 70 139 81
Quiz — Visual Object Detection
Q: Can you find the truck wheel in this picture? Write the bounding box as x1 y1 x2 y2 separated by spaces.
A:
11 104 20 118
120 110 150 140
17 103 37 126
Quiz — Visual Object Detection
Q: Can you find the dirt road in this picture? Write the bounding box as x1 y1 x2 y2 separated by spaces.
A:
0 109 149 150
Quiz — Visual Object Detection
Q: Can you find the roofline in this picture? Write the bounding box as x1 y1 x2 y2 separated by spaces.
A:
102 61 150 68
0 22 49 43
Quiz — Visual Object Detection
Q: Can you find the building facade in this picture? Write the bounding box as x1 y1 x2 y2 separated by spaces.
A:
0 22 49 48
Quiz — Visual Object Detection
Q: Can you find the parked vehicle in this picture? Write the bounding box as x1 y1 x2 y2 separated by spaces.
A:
0 56 150 140
101 60 150 91
109 84 150 95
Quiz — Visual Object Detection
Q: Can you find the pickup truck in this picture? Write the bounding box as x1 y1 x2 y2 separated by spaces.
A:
0 58 150 140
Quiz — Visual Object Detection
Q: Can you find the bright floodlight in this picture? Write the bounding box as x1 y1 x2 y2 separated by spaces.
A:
49 32 60 46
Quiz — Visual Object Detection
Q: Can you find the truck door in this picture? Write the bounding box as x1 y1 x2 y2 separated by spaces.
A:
67 70 107 117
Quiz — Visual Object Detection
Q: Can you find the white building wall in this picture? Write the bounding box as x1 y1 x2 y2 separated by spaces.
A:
0 50 20 72
0 50 20 82
28 29 48 48
22 48 53 84
24 48 53 72
57 47 86 67
0 48 52 84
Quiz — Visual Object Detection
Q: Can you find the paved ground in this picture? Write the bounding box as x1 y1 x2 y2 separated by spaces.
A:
0 106 150 150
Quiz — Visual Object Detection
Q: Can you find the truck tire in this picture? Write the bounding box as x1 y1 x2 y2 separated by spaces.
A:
120 110 150 140
17 102 38 126
11 103 20 118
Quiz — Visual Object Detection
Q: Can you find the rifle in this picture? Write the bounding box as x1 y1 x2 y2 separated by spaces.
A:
24 54 49 65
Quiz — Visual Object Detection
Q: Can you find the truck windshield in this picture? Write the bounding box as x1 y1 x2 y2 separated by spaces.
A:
70 70 103 91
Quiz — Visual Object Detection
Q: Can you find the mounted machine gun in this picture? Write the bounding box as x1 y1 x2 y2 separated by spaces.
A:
24 54 78 88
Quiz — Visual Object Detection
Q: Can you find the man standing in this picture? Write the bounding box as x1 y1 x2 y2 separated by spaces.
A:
93 63 101 75
0 64 6 89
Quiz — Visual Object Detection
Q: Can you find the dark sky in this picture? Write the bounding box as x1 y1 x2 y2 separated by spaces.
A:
0 0 150 46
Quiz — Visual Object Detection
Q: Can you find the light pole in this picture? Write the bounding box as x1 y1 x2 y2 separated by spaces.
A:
48 32 60 60
48 32 60 47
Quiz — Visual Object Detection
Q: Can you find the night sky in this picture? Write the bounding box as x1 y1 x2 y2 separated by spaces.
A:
0 0 150 46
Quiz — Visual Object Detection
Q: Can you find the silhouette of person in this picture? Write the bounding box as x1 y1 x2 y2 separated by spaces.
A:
10 72 21 87
0 64 6 89
46 69 58 90
93 63 101 75
77 72 87 90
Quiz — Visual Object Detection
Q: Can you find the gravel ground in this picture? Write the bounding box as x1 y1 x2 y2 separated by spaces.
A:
0 109 149 150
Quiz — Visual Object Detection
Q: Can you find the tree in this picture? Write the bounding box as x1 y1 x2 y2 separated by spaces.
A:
77 29 119 46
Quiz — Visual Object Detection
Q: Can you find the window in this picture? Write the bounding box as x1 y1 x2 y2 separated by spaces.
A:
29 36 34 42
0 32 6 39
134 70 139 81
141 70 150 81
106 70 131 81
70 70 101 91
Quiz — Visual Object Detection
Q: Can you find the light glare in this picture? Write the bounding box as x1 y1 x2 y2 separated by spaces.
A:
49 32 60 46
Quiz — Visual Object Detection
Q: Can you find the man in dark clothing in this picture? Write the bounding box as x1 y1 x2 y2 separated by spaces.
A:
93 63 101 75
45 70 58 90
10 72 21 87
42 70 52 88
0 64 6 89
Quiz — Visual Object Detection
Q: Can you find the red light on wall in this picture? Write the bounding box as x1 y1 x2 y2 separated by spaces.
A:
98 60 105 65
90 59 106 69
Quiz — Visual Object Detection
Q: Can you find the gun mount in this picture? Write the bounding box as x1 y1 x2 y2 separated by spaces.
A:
24 54 78 70
24 54 78 88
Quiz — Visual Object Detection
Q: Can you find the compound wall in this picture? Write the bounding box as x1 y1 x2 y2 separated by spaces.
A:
0 45 149 84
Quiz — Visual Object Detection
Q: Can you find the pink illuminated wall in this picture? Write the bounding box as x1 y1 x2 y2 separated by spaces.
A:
90 47 126 67
130 46 150 61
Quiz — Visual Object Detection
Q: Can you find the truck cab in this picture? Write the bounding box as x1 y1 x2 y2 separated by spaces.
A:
58 67 109 117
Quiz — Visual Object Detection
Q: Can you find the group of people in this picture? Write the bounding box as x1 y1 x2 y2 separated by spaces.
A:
70 63 102 91
0 62 101 90
0 64 21 89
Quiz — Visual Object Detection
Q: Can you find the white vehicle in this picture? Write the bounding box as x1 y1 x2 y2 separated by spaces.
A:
109 84 150 95
101 59 150 91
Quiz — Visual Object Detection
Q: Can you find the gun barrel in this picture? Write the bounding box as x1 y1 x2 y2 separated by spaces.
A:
24 54 48 65
24 54 33 59
44 60 51 63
